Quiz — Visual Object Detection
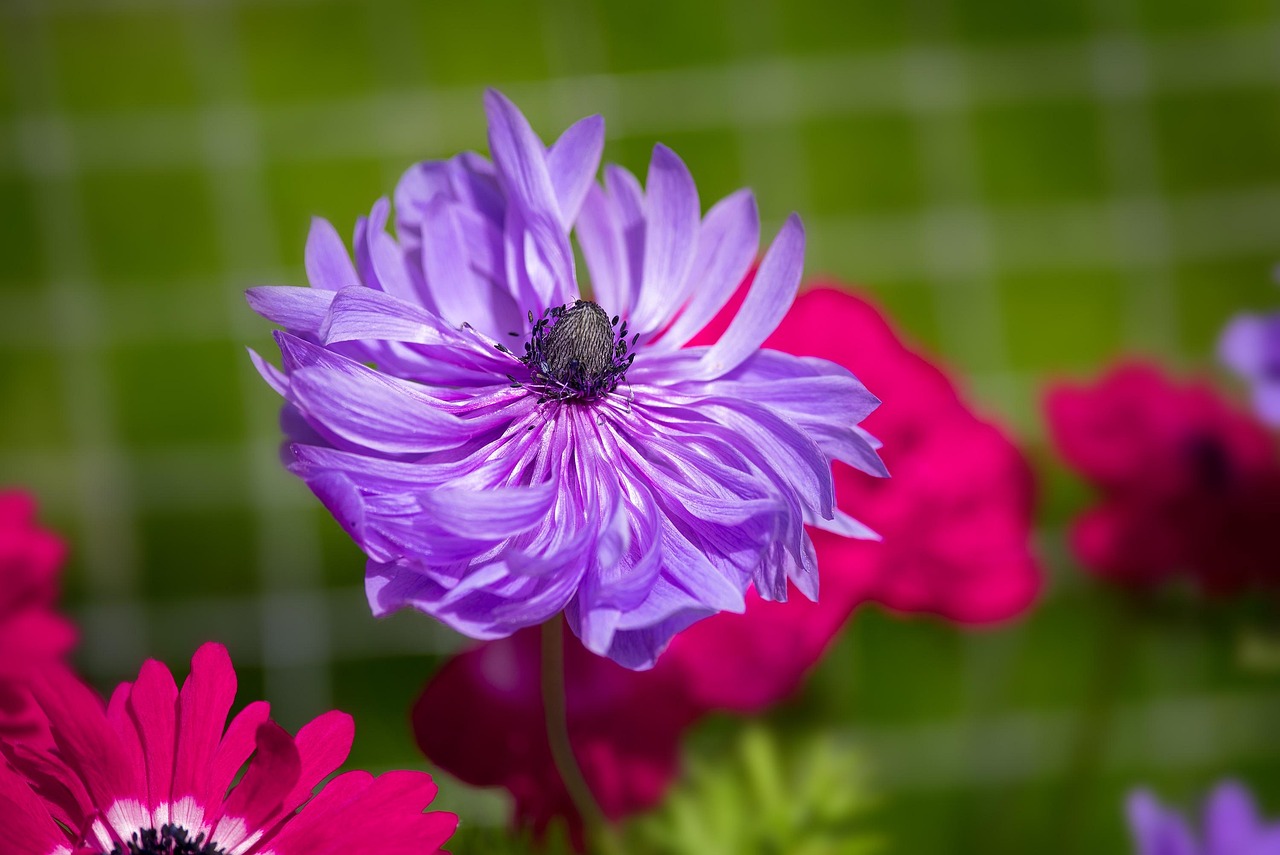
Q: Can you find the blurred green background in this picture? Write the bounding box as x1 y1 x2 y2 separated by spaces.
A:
2 0 1280 850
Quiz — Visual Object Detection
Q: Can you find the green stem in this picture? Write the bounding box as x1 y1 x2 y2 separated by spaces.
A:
1055 594 1138 855
541 615 622 853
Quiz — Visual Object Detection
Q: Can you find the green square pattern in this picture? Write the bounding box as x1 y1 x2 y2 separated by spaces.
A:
2 0 1280 852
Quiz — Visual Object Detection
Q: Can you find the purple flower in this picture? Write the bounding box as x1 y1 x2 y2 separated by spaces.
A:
1128 782 1280 855
1220 310 1280 427
246 90 885 669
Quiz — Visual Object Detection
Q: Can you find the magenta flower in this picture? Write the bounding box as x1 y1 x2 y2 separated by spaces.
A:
247 90 884 669
1220 311 1280 427
413 623 698 847
1045 363 1280 593
0 642 456 855
1128 781 1280 854
0 490 75 741
412 285 1042 838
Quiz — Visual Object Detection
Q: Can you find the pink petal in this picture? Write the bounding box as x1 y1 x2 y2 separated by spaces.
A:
2 739 93 832
127 659 179 808
30 665 142 807
280 710 354 815
0 761 70 855
270 771 455 855
173 643 236 805
209 701 271 805
216 721 301 836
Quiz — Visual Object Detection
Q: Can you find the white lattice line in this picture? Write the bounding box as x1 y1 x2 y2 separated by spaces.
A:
2 186 1276 348
67 585 466 678
901 35 1013 404
0 25 1275 177
179 3 334 724
1 11 148 677
849 690 1280 791
1090 11 1179 354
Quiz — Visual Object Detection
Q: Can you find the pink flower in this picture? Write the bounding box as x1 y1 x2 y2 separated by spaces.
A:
1 642 457 855
0 490 75 740
1046 362 1280 593
414 623 699 845
412 284 1042 836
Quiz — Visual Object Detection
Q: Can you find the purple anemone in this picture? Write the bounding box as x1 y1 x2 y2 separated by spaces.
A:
1128 781 1280 855
246 90 885 669
1220 310 1280 427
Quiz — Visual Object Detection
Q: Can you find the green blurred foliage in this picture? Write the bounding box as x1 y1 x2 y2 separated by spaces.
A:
623 725 881 855
2 0 1280 851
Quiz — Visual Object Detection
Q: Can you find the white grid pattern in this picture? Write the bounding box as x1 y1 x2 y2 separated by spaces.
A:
2 0 1279 815
177 0 335 726
2 10 149 677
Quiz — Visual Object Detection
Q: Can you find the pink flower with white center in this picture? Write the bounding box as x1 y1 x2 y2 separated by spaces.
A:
0 643 456 855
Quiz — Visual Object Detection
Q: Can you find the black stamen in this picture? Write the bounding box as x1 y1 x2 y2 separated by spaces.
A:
106 824 227 855
518 300 634 404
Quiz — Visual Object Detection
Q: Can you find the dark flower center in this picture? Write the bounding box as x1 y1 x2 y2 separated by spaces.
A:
105 825 227 855
1185 432 1234 492
508 300 636 403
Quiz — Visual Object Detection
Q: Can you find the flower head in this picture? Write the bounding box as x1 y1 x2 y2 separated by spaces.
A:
1128 781 1280 854
411 285 1041 836
0 642 456 855
1220 310 1280 427
247 91 884 669
0 490 75 740
413 623 698 846
1045 362 1280 593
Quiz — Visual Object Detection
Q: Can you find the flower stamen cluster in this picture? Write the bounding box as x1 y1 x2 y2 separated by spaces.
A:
106 824 226 855
499 300 636 405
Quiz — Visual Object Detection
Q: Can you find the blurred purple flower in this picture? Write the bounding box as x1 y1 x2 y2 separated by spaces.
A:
1128 781 1280 855
246 90 884 669
1220 311 1280 427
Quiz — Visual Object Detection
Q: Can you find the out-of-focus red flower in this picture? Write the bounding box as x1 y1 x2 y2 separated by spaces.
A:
413 623 699 846
0 491 75 740
412 284 1043 839
1046 362 1280 593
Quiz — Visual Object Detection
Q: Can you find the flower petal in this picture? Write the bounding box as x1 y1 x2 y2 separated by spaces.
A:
276 333 471 455
546 114 604 229
693 213 805 380
215 721 301 843
245 287 336 337
1205 780 1263 854
304 217 361 292
656 189 760 350
173 643 237 805
418 196 521 338
127 659 178 810
630 144 699 335
282 710 355 815
209 700 270 804
0 761 69 855
30 665 142 807
577 183 629 314
485 89 559 219
1126 790 1197 855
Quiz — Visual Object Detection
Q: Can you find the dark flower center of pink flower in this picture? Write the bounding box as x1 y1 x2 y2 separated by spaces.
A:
105 824 227 855
1185 432 1234 492
512 300 636 403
